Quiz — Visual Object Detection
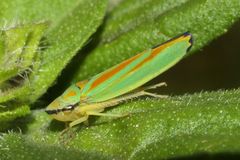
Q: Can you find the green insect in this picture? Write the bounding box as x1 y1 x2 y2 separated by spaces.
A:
46 32 193 128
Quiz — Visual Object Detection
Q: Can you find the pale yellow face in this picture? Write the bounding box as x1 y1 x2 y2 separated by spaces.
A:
46 98 80 122
45 85 82 122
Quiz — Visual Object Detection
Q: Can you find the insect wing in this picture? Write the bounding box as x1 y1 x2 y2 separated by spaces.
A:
81 32 193 102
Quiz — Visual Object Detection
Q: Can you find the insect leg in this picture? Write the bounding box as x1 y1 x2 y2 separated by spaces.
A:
78 84 168 121
110 86 168 103
139 91 168 98
69 116 89 127
135 82 167 91
128 82 168 98
83 108 104 126
86 111 128 118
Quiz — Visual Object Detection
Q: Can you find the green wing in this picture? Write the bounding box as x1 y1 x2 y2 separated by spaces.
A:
81 32 193 103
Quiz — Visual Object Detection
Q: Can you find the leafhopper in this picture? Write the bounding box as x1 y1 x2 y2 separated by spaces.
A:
46 32 193 128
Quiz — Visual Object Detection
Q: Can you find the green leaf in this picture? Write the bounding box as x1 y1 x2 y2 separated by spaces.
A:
0 25 30 84
0 104 30 131
101 0 189 43
20 0 108 103
0 0 107 103
0 22 47 128
0 0 107 126
0 22 47 85
0 133 113 160
72 0 240 81
0 0 79 27
1 89 240 159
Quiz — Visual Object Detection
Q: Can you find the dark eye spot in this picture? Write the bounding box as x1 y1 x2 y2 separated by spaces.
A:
61 105 74 112
46 103 79 115
66 105 75 110
62 102 79 112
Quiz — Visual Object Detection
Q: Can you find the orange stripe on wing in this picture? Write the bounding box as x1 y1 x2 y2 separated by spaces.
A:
128 34 191 73
88 34 191 92
89 53 143 91
63 90 77 100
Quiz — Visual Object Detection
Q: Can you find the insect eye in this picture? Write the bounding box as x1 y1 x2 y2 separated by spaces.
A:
66 105 74 110
60 105 74 112
63 102 79 111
